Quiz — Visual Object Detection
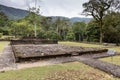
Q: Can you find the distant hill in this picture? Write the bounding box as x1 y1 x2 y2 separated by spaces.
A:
70 17 92 23
0 4 92 22
47 16 92 23
0 4 28 19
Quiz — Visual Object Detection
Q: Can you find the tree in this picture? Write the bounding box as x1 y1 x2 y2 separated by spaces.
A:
0 12 10 35
11 21 34 37
26 0 41 38
103 12 120 45
72 22 86 41
66 29 75 41
37 29 46 39
45 31 59 40
86 20 100 42
0 12 8 27
40 17 53 31
82 0 120 44
54 17 70 40
0 33 2 38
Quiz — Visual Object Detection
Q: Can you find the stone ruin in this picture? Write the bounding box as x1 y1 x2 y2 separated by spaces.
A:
11 39 58 45
10 39 108 62
0 38 118 78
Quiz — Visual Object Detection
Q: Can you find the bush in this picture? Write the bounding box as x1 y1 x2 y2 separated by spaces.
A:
37 29 46 39
0 33 3 38
45 31 59 40
87 36 99 42
66 30 75 41
4 36 14 40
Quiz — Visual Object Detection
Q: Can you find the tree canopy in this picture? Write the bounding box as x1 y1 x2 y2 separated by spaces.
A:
82 0 120 44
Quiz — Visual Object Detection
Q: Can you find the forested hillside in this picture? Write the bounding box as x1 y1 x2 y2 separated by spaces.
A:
0 0 120 45
0 4 92 22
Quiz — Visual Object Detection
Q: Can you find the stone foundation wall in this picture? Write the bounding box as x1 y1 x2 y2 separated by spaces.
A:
11 39 58 45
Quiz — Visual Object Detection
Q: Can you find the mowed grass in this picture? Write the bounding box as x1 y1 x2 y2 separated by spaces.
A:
59 41 120 52
1 35 15 39
59 41 120 73
0 41 119 79
0 62 118 80
59 41 104 47
0 41 9 53
100 56 120 66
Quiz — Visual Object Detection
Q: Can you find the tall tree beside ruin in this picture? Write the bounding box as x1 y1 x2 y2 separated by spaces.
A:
82 0 120 44
26 0 41 38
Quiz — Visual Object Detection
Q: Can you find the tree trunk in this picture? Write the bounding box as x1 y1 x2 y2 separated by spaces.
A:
34 23 37 38
116 37 119 46
79 34 81 42
100 21 103 44
100 29 103 44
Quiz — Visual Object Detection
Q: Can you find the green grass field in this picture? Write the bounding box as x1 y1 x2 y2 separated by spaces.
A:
0 62 118 80
1 35 15 39
59 41 103 47
0 41 120 80
100 56 120 66
0 41 9 53
59 41 120 52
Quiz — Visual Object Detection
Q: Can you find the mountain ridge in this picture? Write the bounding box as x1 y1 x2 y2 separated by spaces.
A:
0 4 92 22
0 4 28 19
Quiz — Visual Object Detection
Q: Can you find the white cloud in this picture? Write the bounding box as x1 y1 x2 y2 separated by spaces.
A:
0 0 89 18
41 0 89 18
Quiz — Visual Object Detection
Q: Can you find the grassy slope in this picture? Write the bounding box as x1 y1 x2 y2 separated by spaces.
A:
100 56 120 66
59 41 103 47
59 41 120 52
0 41 9 53
0 62 118 80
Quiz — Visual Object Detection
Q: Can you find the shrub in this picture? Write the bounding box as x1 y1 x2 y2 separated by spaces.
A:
45 31 59 40
66 30 75 41
0 33 3 38
37 29 46 39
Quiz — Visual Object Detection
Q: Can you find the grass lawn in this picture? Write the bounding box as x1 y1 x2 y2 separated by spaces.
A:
0 62 118 80
59 41 104 48
0 41 119 79
59 41 120 52
0 41 9 53
100 56 120 66
1 35 15 39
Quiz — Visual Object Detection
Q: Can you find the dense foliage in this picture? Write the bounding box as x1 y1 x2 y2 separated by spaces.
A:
85 12 120 45
103 12 120 45
85 20 100 42
0 1 120 45
72 22 86 41
0 12 9 35
83 0 120 44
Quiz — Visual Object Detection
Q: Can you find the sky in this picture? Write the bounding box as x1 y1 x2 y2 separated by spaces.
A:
0 0 89 18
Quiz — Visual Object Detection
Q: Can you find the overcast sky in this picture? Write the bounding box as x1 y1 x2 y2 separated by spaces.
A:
0 0 89 18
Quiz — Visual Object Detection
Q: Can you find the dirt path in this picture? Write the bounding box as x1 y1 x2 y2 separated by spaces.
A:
17 57 76 69
0 44 16 71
